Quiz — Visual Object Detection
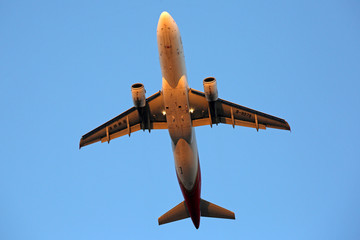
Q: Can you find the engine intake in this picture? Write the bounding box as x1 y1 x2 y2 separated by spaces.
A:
203 77 218 101
131 83 146 108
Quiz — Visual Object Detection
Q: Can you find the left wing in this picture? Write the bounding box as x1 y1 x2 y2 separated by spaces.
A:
188 89 290 131
79 91 166 148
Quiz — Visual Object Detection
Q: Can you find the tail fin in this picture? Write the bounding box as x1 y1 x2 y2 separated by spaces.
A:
200 199 235 220
158 201 190 225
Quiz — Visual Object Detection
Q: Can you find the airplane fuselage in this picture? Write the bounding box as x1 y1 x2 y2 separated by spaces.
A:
80 11 290 229
157 12 201 228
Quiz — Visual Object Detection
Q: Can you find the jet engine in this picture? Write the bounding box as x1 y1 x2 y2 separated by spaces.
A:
203 77 218 102
131 83 146 108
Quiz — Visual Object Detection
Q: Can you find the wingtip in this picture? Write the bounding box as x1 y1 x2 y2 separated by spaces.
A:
286 122 291 132
283 119 291 132
79 138 84 149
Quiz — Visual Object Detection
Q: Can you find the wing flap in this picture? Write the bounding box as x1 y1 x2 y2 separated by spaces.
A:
192 118 211 127
100 123 142 143
152 122 168 129
219 117 267 130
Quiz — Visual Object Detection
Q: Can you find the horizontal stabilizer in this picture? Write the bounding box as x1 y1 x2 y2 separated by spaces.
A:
158 201 190 225
200 199 235 220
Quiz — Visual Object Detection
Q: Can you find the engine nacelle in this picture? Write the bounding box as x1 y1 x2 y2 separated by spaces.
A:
203 77 218 101
131 83 146 108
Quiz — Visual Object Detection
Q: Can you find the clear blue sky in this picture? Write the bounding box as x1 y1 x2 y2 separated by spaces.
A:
1 1 359 239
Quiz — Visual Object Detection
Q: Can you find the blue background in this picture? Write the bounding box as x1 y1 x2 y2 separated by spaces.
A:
1 1 359 239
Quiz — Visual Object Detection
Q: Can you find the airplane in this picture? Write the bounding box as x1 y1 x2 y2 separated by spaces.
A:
79 11 290 229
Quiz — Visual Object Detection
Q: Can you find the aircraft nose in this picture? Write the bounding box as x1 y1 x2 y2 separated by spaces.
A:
158 11 175 28
159 11 172 23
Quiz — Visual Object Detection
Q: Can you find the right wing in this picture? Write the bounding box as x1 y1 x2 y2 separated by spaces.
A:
188 88 290 131
79 91 167 148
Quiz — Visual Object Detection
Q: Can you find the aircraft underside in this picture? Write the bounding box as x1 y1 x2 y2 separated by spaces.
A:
79 11 290 229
